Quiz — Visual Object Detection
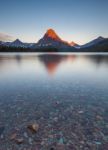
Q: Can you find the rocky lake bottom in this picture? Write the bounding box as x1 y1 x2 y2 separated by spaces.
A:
0 53 108 150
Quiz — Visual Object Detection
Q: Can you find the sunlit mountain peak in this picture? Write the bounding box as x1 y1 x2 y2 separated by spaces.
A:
45 29 61 41
70 41 78 46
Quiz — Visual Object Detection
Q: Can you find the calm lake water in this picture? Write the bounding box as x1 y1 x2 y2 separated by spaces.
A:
0 53 108 150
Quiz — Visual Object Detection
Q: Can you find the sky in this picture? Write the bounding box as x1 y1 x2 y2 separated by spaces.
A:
0 0 108 45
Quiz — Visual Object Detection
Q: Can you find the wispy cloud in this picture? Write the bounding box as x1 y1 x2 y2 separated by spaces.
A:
0 32 14 42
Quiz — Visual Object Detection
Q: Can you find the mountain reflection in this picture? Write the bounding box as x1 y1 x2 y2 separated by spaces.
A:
85 55 108 65
37 54 77 74
0 54 108 76
37 54 108 74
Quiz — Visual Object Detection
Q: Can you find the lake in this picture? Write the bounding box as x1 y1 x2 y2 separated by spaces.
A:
0 53 108 150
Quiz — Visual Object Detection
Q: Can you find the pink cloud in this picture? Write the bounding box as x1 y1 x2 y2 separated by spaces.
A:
0 33 14 42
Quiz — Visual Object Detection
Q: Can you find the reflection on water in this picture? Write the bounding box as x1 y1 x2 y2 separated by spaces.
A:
0 53 108 149
0 54 108 76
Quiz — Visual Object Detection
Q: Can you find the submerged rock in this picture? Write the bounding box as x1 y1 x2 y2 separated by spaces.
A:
78 110 84 114
15 138 24 144
28 137 33 145
50 147 55 150
58 137 64 144
27 123 39 133
10 133 17 140
0 126 5 136
10 132 24 144
94 141 102 145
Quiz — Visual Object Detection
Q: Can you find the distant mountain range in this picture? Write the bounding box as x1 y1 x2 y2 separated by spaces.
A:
81 36 105 48
0 39 35 48
0 29 108 52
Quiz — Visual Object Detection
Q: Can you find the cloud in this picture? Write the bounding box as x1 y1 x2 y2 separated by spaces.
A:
0 32 14 42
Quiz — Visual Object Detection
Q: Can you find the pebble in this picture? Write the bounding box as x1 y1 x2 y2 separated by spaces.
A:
10 133 17 140
28 137 33 145
78 111 84 114
15 138 24 144
24 132 28 138
0 126 5 135
94 141 102 145
27 123 39 133
58 137 64 144
50 148 55 150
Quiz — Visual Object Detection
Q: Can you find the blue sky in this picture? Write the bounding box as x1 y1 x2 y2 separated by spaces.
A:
0 0 108 44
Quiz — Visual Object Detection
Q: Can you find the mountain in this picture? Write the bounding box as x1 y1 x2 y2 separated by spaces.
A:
44 29 62 41
0 39 25 47
0 30 108 52
34 29 71 49
80 38 108 52
70 41 77 46
1 39 35 48
9 39 25 47
81 36 105 48
70 41 80 48
0 41 4 46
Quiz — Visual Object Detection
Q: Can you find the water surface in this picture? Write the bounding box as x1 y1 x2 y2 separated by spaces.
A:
0 53 108 150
